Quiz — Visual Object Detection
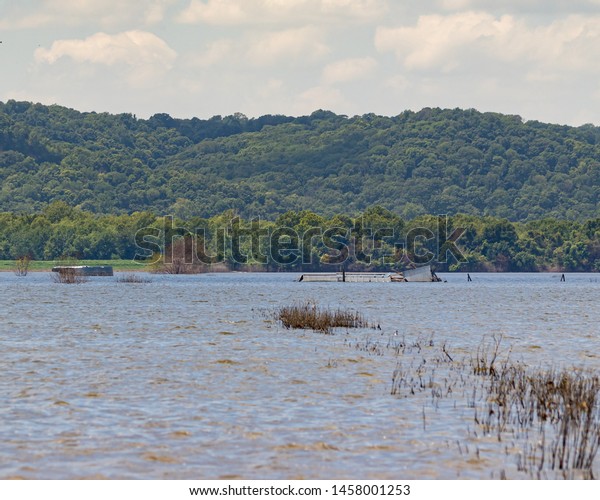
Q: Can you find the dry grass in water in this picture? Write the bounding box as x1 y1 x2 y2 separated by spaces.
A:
277 301 373 334
116 274 152 283
380 334 600 479
477 360 600 478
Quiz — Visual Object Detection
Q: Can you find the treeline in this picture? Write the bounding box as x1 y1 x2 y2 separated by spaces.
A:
1 203 598 272
1 100 599 220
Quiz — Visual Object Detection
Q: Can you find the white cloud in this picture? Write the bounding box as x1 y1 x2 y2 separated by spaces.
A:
384 74 410 92
438 0 472 9
143 0 177 24
255 78 285 102
437 0 600 12
375 12 514 72
176 0 387 25
498 16 600 74
322 57 377 84
177 0 246 25
35 31 177 66
320 0 388 18
246 26 330 66
294 85 346 114
375 12 600 77
185 39 234 67
184 24 332 70
34 31 177 87
4 0 600 125
0 0 175 29
178 78 204 94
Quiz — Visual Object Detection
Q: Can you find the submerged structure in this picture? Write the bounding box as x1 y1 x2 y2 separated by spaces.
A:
298 265 441 283
51 265 114 277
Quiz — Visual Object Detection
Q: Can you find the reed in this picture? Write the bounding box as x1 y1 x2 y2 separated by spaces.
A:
385 335 600 479
277 301 372 334
116 274 152 283
478 362 600 478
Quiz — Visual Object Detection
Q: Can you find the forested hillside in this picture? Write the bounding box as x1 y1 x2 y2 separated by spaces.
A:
1 100 599 220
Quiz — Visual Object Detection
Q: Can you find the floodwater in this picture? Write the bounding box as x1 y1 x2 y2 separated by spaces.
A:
1 272 599 479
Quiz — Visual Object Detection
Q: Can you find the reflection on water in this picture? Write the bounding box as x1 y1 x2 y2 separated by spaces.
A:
0 272 599 479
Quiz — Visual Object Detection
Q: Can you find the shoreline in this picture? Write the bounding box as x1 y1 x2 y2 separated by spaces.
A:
0 261 596 274
0 260 145 273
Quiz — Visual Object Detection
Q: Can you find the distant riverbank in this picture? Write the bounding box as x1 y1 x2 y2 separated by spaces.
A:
0 260 144 272
1 260 597 276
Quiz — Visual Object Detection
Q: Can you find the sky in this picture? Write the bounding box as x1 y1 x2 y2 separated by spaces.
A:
1 0 600 125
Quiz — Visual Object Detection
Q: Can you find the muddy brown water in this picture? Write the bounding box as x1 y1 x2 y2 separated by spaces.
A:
1 272 599 479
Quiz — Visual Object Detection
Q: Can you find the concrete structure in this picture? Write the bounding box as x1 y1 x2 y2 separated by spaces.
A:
51 265 114 277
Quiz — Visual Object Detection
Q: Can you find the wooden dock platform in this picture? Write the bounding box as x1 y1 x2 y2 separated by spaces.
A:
298 266 441 283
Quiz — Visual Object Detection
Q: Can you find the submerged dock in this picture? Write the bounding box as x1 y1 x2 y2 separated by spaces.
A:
51 265 114 277
298 266 441 283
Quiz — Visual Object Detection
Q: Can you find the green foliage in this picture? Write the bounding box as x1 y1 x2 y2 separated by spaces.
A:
1 101 599 219
0 205 597 272
0 101 598 271
0 203 155 261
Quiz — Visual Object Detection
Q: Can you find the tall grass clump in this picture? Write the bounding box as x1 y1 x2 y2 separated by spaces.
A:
14 256 31 277
480 363 600 478
116 274 152 283
277 301 372 334
386 335 600 479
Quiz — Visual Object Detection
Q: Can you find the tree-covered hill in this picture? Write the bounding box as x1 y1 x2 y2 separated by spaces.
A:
1 100 598 220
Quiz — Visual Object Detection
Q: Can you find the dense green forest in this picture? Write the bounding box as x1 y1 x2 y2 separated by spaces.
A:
1 100 599 220
1 203 598 272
